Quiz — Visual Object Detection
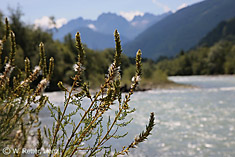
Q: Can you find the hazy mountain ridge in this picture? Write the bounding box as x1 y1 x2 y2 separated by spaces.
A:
53 12 171 49
68 27 130 50
123 0 235 59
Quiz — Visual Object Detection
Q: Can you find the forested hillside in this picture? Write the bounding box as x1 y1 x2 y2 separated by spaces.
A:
156 18 235 75
198 17 235 47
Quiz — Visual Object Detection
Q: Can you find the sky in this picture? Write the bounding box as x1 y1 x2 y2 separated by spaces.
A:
0 0 204 29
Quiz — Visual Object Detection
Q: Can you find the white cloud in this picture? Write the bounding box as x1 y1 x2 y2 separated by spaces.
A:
152 0 171 12
87 24 97 31
55 18 67 28
177 3 188 11
120 11 144 21
34 16 67 30
34 16 52 29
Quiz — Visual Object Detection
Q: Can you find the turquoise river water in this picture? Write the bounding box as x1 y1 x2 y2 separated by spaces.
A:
41 75 235 157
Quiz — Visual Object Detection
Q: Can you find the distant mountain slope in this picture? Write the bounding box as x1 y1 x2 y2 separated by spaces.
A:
68 27 129 50
198 17 235 47
53 12 171 49
53 17 93 41
123 0 235 59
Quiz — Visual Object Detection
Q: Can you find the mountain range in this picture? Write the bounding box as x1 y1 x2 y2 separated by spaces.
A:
52 12 171 49
123 0 235 59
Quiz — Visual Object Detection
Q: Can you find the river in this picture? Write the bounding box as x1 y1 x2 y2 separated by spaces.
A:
41 75 235 156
